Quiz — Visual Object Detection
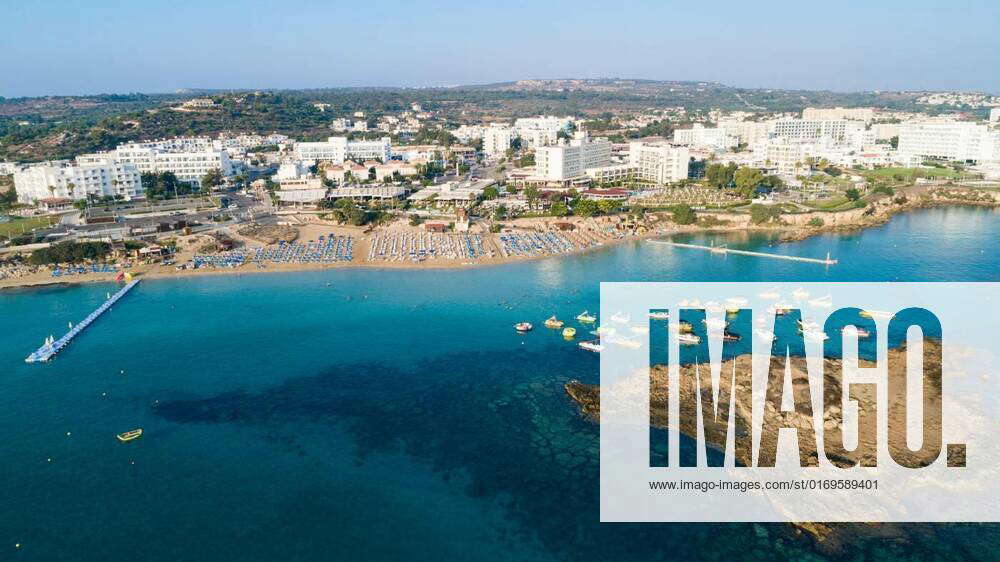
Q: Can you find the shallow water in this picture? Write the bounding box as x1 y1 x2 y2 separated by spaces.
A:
1 207 997 560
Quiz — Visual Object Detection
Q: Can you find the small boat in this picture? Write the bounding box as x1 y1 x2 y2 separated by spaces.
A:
544 316 564 329
648 311 670 320
678 333 701 345
722 332 741 342
117 429 143 442
576 311 597 323
579 339 604 353
678 321 694 333
562 327 577 338
514 322 533 333
726 308 740 315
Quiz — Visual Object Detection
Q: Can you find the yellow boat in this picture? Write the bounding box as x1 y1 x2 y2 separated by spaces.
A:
544 315 564 329
562 327 577 338
117 429 143 442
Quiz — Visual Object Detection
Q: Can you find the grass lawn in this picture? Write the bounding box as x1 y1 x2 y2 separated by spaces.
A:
0 215 56 237
861 166 964 181
801 196 866 212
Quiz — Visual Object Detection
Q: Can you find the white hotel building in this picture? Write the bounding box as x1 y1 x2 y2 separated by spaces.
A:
627 142 690 184
293 137 391 164
482 124 515 157
112 140 236 186
514 116 572 148
898 121 1000 163
14 156 143 203
534 136 612 181
672 124 737 150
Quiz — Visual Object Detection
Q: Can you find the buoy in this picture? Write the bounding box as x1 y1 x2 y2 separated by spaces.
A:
66 432 71 436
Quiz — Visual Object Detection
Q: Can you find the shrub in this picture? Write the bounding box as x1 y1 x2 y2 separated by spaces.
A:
671 204 696 225
807 217 825 227
749 204 782 225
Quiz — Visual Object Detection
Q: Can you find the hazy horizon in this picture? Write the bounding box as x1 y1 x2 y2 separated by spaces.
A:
3 0 999 98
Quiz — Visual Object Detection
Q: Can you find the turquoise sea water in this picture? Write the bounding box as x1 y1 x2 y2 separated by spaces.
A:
1 207 998 561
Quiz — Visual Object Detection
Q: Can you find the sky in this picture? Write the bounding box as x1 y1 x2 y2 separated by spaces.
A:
2 0 998 98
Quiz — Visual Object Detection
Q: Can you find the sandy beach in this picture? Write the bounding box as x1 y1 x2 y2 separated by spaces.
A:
3 187 997 291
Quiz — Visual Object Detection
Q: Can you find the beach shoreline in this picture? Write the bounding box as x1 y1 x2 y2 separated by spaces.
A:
2 191 996 291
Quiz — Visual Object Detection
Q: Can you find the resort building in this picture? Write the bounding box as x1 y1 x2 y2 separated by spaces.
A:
627 142 690 184
451 125 486 143
580 188 629 201
770 119 864 144
802 107 875 122
293 137 391 164
482 124 515 157
897 121 1000 163
534 135 612 181
275 177 328 204
514 116 572 148
408 179 495 203
759 141 808 176
717 119 772 148
112 141 236 186
584 164 637 185
13 157 143 203
327 185 406 201
672 124 737 150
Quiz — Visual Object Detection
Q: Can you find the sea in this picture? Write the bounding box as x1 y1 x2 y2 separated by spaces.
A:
1 206 998 561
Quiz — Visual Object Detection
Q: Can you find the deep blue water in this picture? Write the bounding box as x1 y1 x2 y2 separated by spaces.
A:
1 207 998 561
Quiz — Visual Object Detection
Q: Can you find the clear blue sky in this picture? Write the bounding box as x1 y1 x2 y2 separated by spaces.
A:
3 0 998 97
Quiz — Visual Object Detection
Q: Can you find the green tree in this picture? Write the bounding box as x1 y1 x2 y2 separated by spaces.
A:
845 188 861 201
201 168 223 191
550 201 569 217
733 167 764 198
705 162 738 188
524 186 540 209
492 204 507 221
482 186 499 200
573 199 599 217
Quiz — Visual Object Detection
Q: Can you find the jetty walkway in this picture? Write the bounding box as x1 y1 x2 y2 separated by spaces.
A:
25 279 140 363
648 240 837 265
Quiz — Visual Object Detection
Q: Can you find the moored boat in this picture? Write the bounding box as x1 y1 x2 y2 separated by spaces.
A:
544 316 564 329
514 322 533 332
647 311 670 320
578 339 604 353
576 311 597 323
117 429 143 442
562 327 577 338
678 333 701 345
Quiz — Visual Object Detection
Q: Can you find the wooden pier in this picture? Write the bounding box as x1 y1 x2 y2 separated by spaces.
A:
25 279 140 363
648 240 837 265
